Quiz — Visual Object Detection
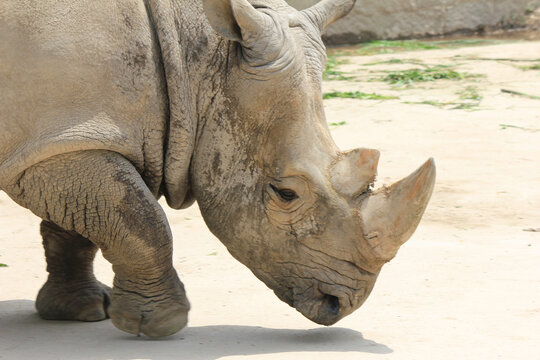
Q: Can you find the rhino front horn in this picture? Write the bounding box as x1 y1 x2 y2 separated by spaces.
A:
359 158 436 262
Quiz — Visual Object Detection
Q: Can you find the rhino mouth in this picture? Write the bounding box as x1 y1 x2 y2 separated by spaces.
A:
291 289 344 326
277 283 348 326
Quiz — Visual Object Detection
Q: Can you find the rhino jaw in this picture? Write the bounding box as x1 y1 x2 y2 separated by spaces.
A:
359 158 436 262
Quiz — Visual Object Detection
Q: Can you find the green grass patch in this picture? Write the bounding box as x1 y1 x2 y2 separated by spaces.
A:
364 58 427 67
405 100 447 108
383 68 463 85
502 88 540 100
328 121 347 128
381 67 482 86
405 98 481 111
328 39 510 57
365 58 407 65
323 91 399 100
500 124 540 132
430 39 508 48
0 263 7 267
323 55 353 80
520 63 540 71
353 40 440 56
451 102 481 110
459 86 483 101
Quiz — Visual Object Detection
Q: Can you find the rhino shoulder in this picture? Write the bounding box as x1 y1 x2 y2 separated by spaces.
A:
0 0 168 192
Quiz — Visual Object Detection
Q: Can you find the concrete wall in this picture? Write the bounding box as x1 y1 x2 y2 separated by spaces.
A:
287 0 538 44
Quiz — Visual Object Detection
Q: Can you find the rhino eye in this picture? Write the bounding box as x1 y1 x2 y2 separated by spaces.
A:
270 184 298 202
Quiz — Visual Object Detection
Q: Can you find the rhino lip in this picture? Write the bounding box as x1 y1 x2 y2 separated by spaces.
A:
289 286 343 326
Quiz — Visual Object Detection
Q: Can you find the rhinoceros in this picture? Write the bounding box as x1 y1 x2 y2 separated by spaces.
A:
0 0 435 337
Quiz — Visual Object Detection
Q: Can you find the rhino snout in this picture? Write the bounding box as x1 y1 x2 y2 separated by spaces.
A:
286 275 376 326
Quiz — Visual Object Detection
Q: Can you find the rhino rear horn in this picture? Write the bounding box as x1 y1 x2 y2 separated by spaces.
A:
203 0 271 43
331 148 380 198
301 0 356 33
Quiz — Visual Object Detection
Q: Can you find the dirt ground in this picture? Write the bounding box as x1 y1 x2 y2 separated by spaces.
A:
1 39 539 360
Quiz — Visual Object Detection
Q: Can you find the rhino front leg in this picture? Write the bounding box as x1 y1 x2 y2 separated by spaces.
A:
4 150 189 337
37 220 111 322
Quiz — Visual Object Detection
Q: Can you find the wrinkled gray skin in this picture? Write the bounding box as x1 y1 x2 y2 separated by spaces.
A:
0 0 435 337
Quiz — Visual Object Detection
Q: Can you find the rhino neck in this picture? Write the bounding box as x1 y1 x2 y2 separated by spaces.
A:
146 0 230 209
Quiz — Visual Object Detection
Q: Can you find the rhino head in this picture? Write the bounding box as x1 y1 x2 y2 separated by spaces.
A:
190 0 436 325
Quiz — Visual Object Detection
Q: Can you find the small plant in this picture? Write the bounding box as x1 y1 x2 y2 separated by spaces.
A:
502 89 540 100
430 39 506 48
353 40 440 56
327 39 509 57
382 67 467 85
519 63 540 71
405 100 447 108
455 86 483 110
381 65 484 86
500 124 540 132
525 1 540 15
405 90 482 111
450 102 481 111
328 121 347 128
364 58 426 67
323 55 353 80
323 91 399 100
459 86 482 101
366 58 406 65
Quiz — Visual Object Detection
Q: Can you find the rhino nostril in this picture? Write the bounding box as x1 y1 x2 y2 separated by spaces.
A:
322 294 340 315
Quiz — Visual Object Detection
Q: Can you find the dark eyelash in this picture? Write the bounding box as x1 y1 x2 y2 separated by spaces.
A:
269 184 298 202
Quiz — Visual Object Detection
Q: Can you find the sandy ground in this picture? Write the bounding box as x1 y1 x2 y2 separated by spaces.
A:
1 40 539 360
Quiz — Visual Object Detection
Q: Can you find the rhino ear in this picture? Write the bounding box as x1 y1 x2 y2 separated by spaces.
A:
203 0 270 43
301 0 356 33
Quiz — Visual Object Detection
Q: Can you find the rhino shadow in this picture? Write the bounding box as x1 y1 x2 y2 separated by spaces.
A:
0 300 392 360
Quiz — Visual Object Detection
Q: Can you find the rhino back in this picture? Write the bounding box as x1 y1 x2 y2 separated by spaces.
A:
0 0 168 193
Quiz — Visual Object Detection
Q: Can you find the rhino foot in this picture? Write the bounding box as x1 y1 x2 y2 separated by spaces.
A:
107 270 190 338
36 279 111 322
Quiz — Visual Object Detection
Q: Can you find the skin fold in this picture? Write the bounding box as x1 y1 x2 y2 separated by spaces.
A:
0 0 435 337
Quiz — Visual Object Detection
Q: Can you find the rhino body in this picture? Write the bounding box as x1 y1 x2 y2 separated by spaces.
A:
0 0 435 337
0 0 203 205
